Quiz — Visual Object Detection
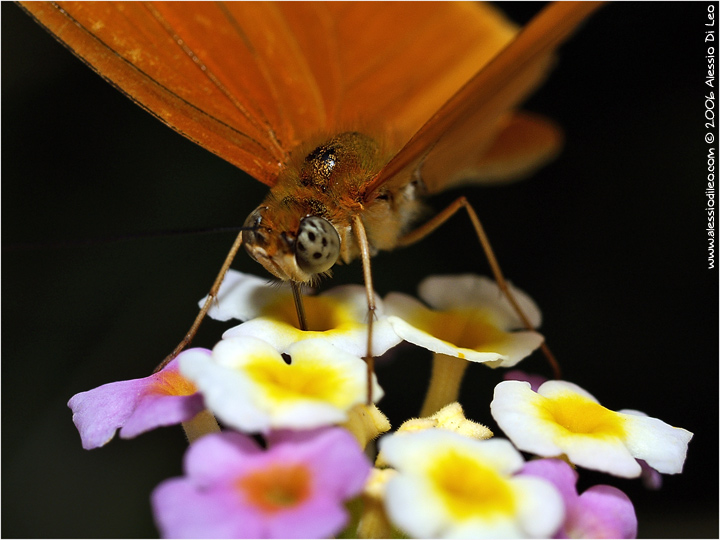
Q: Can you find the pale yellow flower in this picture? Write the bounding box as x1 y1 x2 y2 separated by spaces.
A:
384 274 543 367
379 429 564 538
179 336 382 433
491 380 693 477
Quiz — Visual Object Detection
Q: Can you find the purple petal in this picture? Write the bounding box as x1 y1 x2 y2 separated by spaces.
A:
68 356 205 449
184 431 263 486
152 479 263 539
267 428 371 499
120 393 205 439
153 429 369 539
638 459 663 490
521 458 637 538
263 493 348 539
567 485 638 539
504 369 547 392
68 378 145 449
520 458 579 503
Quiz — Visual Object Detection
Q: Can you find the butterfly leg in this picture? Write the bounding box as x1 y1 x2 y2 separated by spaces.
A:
397 196 561 378
153 229 245 373
351 215 378 405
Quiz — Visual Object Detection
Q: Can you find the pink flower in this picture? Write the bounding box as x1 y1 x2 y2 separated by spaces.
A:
152 427 371 539
68 356 205 449
504 369 547 391
519 458 638 539
638 459 663 490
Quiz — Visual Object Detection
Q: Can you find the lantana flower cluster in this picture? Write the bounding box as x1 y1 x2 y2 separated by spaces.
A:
68 270 692 538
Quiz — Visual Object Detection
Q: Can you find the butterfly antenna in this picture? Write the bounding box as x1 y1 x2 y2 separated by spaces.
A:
3 226 245 252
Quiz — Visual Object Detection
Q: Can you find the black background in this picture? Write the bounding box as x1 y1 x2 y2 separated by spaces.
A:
3 2 718 538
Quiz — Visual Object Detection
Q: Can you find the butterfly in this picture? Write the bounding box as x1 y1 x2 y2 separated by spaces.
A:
18 1 601 395
6 5 713 537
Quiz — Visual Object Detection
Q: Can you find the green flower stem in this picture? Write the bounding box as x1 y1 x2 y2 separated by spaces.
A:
420 353 469 418
182 409 221 443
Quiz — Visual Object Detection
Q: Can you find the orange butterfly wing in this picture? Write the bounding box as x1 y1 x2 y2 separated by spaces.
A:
19 1 535 187
369 1 603 195
20 2 280 185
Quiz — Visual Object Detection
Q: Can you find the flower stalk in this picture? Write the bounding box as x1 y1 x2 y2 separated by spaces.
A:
357 469 397 539
181 409 221 443
420 353 469 417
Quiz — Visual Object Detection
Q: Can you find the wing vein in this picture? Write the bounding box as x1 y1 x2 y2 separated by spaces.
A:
274 3 329 132
142 1 289 163
46 1 280 171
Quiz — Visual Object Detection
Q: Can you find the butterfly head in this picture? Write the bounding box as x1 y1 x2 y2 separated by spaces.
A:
242 205 341 284
241 131 385 284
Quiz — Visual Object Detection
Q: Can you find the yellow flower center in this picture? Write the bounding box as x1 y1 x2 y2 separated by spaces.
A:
411 308 509 352
236 463 311 513
147 369 197 396
429 449 516 520
245 355 351 406
541 392 627 439
265 295 357 332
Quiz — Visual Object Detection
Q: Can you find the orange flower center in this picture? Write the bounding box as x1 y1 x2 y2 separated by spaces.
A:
236 463 312 512
147 369 197 396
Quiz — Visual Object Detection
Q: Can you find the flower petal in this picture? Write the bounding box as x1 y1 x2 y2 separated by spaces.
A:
418 274 542 329
520 458 579 503
183 430 263 486
520 458 637 539
153 480 263 539
267 428 371 500
68 357 204 449
570 485 637 539
181 336 382 432
379 430 564 538
222 283 402 357
68 378 143 449
491 380 693 478
618 409 693 474
504 369 547 392
152 428 370 539
202 270 284 322
385 292 543 367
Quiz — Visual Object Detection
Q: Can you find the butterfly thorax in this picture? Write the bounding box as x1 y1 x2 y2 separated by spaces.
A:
242 132 426 284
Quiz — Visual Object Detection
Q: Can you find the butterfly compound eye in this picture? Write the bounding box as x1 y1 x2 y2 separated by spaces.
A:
241 207 269 248
295 216 340 275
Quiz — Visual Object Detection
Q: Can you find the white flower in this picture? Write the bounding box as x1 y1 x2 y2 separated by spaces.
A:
200 270 284 322
384 274 543 367
208 270 402 357
179 336 382 433
491 380 693 478
379 429 564 538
